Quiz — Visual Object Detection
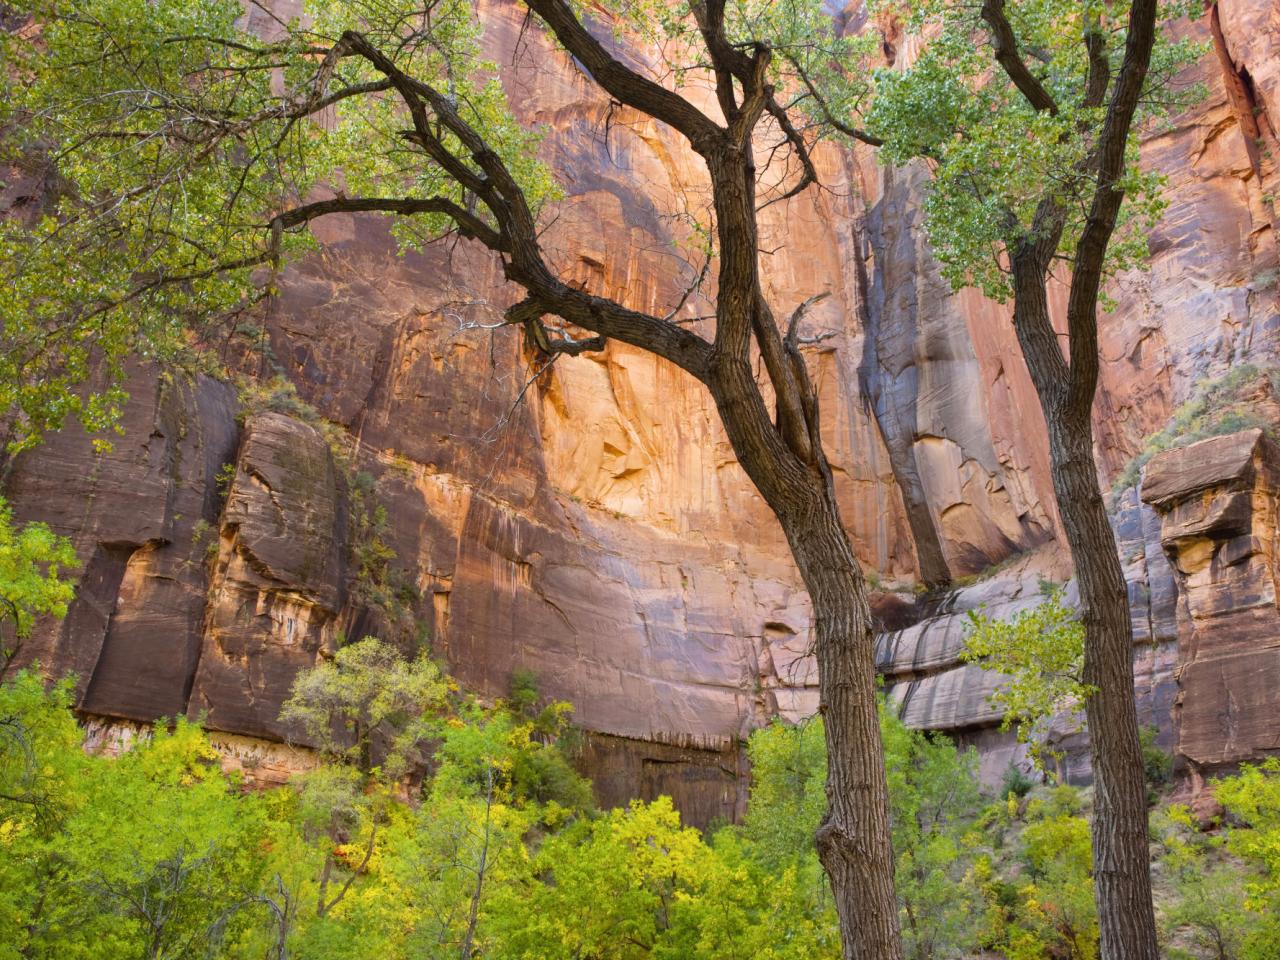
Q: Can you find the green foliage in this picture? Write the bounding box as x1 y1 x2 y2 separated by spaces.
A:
1002 763 1036 801
0 0 558 450
436 699 593 814
8 653 1280 960
319 697 590 959
490 796 704 958
1153 760 1280 960
0 671 83 832
1154 804 1263 960
1112 365 1280 493
1140 724 1173 797
742 707 985 959
0 0 895 455
1015 799 1098 959
0 497 78 670
739 711 828 871
1215 759 1280 924
882 716 986 959
487 791 841 960
865 0 1204 302
236 377 327 428
280 636 448 779
0 671 276 960
585 0 877 144
507 668 542 720
0 642 597 960
962 590 1091 776
973 786 1099 960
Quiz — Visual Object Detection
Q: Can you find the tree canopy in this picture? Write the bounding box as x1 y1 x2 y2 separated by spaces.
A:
865 0 1201 302
0 0 880 452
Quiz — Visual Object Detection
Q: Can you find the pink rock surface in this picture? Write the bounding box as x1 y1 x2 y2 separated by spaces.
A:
4 0 1280 817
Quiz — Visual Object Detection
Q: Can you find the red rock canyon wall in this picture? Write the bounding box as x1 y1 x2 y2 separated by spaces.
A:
3 0 1278 822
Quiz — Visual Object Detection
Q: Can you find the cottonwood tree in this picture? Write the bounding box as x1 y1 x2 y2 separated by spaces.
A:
865 1 1200 956
962 589 1091 778
0 1 903 955
281 638 449 918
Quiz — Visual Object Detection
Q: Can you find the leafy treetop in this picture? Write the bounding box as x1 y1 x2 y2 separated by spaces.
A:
864 0 1203 301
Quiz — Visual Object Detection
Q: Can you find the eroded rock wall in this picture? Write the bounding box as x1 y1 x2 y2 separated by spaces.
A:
3 0 1280 819
1142 429 1280 780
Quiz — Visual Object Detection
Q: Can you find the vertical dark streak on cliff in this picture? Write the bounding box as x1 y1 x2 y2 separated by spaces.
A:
852 169 952 588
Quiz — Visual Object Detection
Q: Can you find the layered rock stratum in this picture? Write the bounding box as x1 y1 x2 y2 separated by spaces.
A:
2 0 1278 826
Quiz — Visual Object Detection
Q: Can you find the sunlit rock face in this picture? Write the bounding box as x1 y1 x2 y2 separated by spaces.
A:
3 0 1280 823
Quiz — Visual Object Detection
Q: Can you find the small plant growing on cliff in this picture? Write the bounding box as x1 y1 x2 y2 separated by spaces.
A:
1112 365 1280 494
1139 725 1173 801
962 590 1092 778
235 376 316 425
346 471 410 621
213 462 237 500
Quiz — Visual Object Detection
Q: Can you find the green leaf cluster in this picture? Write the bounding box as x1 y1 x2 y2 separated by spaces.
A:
0 496 77 670
971 787 1099 960
280 636 449 779
0 0 557 450
0 672 277 960
864 0 1205 301
1153 761 1280 960
962 589 1091 776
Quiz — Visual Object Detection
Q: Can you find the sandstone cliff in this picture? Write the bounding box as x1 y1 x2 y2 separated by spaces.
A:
3 0 1278 825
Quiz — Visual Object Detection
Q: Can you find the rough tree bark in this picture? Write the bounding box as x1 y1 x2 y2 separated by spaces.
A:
706 334 901 960
990 0 1162 955
1011 259 1159 960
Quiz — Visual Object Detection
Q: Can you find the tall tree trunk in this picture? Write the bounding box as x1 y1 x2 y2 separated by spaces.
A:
706 352 902 960
1011 263 1158 960
1048 413 1158 960
793 487 902 960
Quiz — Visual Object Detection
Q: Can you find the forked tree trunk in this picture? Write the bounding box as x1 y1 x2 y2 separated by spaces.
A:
363 5 910 947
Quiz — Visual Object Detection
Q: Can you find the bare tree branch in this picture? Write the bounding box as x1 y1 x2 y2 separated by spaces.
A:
330 31 715 380
784 291 832 345
271 195 502 248
980 0 1060 115
525 0 724 152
